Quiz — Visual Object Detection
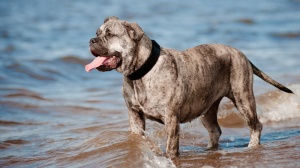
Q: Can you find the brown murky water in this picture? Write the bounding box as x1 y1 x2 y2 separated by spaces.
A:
1 0 300 167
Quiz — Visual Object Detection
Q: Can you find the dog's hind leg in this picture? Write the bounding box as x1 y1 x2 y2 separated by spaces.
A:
229 58 263 147
229 91 263 147
200 98 223 149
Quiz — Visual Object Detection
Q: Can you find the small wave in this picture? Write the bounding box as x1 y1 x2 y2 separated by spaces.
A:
1 88 51 101
256 84 300 123
72 131 175 168
0 120 39 126
141 152 176 168
218 84 300 124
59 55 89 66
236 18 255 25
272 32 300 38
0 139 28 149
0 120 24 126
0 101 39 109
6 63 55 81
4 93 50 101
133 136 176 168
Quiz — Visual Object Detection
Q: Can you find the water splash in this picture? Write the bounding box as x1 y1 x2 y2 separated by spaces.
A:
218 85 300 124
256 84 300 123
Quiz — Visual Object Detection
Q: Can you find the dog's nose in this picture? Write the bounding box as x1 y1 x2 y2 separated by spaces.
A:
90 38 98 44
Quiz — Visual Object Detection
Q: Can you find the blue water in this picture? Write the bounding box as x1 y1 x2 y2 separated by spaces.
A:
1 0 300 167
1 0 299 70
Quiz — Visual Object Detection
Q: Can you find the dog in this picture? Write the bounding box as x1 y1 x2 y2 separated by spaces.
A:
85 16 293 158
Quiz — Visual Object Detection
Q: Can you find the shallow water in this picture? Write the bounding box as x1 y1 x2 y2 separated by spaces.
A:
1 0 300 167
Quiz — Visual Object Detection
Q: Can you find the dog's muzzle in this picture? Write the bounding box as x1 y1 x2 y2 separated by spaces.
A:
85 38 121 72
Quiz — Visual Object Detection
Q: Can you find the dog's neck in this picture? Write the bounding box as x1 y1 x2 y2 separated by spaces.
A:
127 37 161 80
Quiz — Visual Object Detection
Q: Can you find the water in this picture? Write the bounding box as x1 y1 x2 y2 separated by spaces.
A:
1 0 300 167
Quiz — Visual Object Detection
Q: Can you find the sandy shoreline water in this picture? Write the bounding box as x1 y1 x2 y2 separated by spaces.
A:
1 0 300 167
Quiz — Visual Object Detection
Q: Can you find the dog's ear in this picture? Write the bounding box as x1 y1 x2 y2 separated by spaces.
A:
124 22 144 41
104 16 119 23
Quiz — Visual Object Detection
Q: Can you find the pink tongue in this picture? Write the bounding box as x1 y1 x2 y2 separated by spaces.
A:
85 57 107 72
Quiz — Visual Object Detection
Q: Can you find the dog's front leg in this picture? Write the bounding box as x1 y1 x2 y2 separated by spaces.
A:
128 109 145 136
165 114 180 158
123 78 145 136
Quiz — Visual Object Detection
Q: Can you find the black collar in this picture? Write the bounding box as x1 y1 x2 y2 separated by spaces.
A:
127 40 161 80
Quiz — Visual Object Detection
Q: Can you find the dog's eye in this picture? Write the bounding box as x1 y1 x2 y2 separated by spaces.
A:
107 32 113 37
107 31 115 38
106 29 116 38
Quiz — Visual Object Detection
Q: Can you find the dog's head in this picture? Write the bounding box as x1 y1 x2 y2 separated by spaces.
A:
87 16 148 74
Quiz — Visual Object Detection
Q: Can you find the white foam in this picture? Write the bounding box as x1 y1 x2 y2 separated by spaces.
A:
134 135 175 168
217 84 300 124
138 142 176 168
142 153 176 168
256 84 300 123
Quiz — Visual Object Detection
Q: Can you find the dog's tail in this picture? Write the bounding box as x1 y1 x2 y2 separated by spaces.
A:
250 61 293 94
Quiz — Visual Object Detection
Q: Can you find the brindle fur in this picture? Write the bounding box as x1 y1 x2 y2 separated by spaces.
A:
89 16 293 158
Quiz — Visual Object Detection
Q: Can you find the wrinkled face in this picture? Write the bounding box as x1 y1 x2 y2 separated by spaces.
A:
87 17 144 73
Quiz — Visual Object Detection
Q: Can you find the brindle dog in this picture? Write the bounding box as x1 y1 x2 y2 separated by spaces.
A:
86 16 293 158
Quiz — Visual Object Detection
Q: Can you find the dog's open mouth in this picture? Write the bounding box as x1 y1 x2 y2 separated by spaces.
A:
85 56 121 72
